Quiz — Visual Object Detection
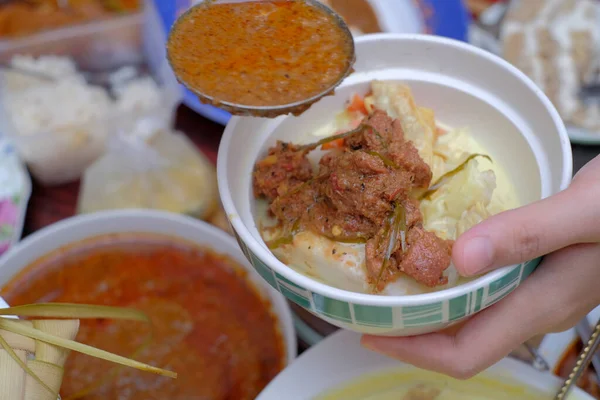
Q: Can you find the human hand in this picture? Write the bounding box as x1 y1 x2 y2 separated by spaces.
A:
361 155 600 379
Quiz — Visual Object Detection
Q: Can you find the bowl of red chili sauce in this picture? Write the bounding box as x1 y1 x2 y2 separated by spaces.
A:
217 33 572 336
0 210 296 399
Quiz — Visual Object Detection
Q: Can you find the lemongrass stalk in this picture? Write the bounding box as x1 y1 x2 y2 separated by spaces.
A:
0 304 148 322
24 360 64 400
0 318 177 379
0 348 27 400
32 320 79 366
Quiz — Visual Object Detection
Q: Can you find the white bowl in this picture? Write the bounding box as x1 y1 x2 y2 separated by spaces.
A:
218 33 572 336
0 210 297 365
257 329 593 400
539 306 600 373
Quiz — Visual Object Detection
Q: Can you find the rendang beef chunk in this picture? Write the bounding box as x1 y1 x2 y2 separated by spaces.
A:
253 141 313 202
253 110 453 291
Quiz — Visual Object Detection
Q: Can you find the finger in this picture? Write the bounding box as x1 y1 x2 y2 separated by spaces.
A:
361 293 535 379
362 243 600 379
453 184 599 276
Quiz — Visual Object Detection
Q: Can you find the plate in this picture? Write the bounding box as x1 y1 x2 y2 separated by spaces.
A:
153 0 471 125
567 125 600 146
257 329 593 400
0 138 31 256
468 4 600 146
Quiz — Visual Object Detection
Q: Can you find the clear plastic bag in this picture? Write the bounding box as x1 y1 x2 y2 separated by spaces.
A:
77 129 218 219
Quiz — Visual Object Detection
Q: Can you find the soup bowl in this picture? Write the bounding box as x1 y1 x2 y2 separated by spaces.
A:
0 210 297 366
217 33 572 336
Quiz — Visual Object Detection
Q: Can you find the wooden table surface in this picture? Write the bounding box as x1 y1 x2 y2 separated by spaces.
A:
23 104 600 235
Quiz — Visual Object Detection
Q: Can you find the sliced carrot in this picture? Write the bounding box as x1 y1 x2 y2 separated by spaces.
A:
347 93 367 115
321 138 345 150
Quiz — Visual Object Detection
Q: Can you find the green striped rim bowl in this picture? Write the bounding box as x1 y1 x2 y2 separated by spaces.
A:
217 34 572 336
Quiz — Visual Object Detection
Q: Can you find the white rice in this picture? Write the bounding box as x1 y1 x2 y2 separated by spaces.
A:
0 54 168 184
4 54 162 136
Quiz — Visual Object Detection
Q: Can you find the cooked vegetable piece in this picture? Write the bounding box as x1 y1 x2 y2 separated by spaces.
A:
421 154 492 199
374 202 406 289
299 124 366 151
347 94 368 115
366 151 399 169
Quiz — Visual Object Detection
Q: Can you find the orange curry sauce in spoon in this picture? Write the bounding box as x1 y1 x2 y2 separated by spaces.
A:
166 0 355 117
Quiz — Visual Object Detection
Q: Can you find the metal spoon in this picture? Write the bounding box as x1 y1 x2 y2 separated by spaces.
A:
523 341 550 372
166 0 355 118
554 318 600 400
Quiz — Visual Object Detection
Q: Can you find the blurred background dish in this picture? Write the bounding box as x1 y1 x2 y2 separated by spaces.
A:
0 0 182 185
0 0 141 39
468 0 600 145
153 0 471 125
77 129 219 220
256 329 594 400
0 210 297 399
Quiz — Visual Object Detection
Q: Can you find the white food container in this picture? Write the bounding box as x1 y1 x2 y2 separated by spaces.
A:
218 33 572 336
0 1 182 185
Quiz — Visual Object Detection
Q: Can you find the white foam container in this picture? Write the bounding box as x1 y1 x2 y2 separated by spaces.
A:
218 34 572 336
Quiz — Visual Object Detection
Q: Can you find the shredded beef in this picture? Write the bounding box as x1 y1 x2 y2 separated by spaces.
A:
321 151 413 224
345 110 432 188
253 109 452 290
253 141 313 202
345 110 403 152
389 140 432 188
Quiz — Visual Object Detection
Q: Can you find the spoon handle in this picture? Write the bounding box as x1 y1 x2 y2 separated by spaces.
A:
554 318 600 400
523 341 550 371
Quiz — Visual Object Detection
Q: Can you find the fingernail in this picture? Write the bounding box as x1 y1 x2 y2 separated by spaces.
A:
462 236 494 275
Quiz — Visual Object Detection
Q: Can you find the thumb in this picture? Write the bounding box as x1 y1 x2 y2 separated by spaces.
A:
453 184 599 276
